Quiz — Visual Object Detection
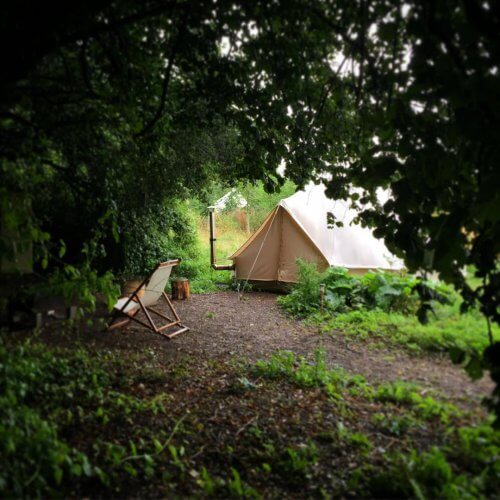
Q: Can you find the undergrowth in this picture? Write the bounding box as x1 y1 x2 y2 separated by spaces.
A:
320 303 499 358
0 337 186 497
2 335 498 499
278 260 498 359
253 348 499 499
277 261 451 317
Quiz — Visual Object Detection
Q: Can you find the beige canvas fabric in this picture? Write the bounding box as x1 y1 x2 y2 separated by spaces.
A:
232 206 329 282
112 264 173 312
141 265 174 306
230 183 404 283
232 207 282 281
113 297 140 313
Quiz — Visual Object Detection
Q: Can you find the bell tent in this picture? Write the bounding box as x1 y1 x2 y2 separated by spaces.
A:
229 183 404 284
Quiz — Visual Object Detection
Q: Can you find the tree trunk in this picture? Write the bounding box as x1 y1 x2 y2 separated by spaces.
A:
171 278 190 300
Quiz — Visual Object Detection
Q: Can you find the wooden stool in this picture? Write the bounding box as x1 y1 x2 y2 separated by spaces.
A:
171 278 190 300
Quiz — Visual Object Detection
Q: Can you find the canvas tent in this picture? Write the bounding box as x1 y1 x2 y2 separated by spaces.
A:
229 183 404 284
213 188 248 211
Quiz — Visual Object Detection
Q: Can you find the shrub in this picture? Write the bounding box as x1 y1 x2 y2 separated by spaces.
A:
361 270 418 313
322 266 366 312
277 261 323 316
121 200 199 277
278 260 450 317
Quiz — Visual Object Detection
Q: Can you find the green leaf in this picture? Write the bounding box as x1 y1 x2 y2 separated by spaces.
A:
449 347 466 365
153 438 163 453
54 467 63 485
464 356 484 380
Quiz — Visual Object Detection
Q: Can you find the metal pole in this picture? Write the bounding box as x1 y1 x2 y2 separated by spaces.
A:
208 206 235 271
208 206 216 268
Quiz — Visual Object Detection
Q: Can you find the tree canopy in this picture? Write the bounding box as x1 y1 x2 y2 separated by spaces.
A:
1 1 499 414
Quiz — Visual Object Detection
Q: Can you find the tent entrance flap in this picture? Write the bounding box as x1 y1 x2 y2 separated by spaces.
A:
232 206 282 282
232 206 328 283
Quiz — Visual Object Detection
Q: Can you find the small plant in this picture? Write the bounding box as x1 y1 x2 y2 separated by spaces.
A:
254 350 295 379
336 422 373 454
197 466 260 498
227 468 259 498
375 381 460 423
254 348 361 399
227 376 260 394
277 442 319 480
198 467 218 495
371 412 421 437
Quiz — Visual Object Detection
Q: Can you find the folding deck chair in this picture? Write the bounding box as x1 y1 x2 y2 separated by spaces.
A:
108 259 189 339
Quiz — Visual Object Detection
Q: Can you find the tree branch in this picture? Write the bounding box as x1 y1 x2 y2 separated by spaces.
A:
135 21 185 137
79 40 99 98
0 111 37 130
292 56 348 153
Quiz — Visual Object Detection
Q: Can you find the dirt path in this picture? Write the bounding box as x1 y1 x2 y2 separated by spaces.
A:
64 291 493 410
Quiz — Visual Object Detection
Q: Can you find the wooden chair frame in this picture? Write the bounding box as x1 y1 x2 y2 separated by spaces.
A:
108 260 189 339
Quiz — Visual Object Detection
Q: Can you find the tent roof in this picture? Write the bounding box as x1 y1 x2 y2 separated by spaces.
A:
278 183 403 270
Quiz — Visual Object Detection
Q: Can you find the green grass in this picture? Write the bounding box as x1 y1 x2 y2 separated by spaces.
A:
173 210 248 293
254 348 371 400
317 301 499 357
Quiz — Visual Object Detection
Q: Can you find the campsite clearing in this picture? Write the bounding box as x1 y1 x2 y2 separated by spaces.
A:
38 291 492 412
8 291 497 498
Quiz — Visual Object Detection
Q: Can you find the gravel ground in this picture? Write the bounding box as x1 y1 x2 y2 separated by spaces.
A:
34 291 493 411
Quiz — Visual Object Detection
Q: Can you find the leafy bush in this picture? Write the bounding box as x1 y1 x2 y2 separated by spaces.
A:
121 201 199 277
277 262 324 316
361 270 418 313
118 199 235 294
322 266 366 312
278 260 450 317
